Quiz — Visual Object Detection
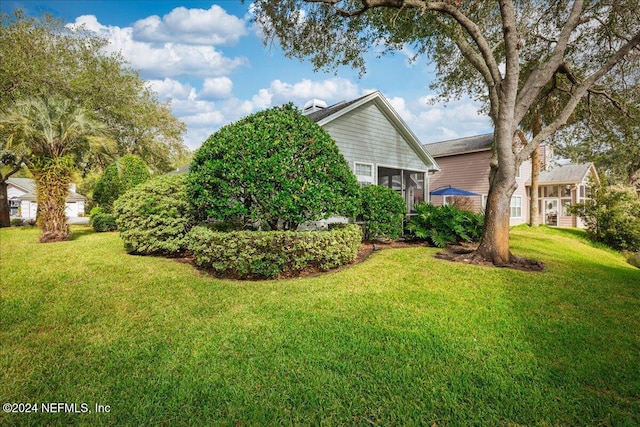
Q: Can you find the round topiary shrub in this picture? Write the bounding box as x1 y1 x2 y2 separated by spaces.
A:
113 174 193 255
187 103 360 231
360 185 407 240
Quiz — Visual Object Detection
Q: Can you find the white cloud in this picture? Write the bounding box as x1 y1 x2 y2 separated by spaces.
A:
200 77 234 100
69 15 248 78
388 96 415 122
267 78 360 103
132 5 248 46
147 78 196 101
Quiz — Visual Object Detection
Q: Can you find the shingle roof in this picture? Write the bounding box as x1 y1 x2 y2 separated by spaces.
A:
7 177 87 201
537 163 594 184
423 133 493 157
304 93 371 123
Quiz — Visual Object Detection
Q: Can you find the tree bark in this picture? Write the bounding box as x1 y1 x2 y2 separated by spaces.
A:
32 165 71 242
529 110 542 226
0 180 10 227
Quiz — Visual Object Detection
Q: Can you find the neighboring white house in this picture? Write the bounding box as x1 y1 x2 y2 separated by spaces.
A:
7 177 87 220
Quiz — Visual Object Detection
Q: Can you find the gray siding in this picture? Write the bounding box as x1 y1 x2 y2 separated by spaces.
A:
323 103 429 173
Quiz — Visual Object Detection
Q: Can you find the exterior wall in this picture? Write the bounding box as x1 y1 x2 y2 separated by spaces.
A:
429 151 531 226
321 102 431 212
322 102 430 173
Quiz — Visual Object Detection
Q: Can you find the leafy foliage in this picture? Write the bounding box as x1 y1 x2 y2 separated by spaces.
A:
92 164 122 213
93 155 150 212
188 224 362 279
187 103 360 230
0 96 107 241
114 174 193 255
359 185 406 240
92 213 117 233
408 203 484 248
569 185 640 252
0 10 188 173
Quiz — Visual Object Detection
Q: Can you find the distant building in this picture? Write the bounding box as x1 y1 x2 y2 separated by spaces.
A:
7 177 87 219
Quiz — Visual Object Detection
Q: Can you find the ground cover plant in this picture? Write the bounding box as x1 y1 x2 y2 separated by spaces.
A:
1 225 639 426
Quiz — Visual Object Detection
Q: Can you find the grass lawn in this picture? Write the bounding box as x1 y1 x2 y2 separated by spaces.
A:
1 225 639 426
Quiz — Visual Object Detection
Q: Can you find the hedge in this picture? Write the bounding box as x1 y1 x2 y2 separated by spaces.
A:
188 224 362 279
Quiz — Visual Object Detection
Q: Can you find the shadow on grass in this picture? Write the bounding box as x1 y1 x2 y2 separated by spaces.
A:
70 225 95 240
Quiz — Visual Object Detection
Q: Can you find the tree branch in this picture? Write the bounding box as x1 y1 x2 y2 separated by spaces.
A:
516 31 640 163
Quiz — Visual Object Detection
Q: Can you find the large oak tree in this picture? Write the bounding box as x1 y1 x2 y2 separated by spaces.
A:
253 0 640 265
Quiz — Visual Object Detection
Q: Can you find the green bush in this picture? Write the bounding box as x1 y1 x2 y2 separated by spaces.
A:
113 174 193 255
92 214 117 232
569 184 640 252
360 185 406 240
188 224 362 279
187 103 360 231
10 218 24 227
93 155 150 213
92 164 122 213
89 206 106 224
408 203 484 247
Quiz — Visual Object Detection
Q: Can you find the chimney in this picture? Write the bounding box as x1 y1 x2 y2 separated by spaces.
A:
69 183 77 193
302 99 328 115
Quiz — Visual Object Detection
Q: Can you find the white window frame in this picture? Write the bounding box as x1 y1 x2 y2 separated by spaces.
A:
510 196 523 218
354 162 375 186
481 195 488 210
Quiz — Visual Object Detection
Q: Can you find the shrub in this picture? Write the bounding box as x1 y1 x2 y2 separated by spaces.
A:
10 218 24 227
92 214 117 232
89 206 106 224
359 185 406 240
569 184 640 252
188 224 362 279
408 203 484 247
113 174 193 255
92 163 122 213
93 155 150 213
187 103 360 231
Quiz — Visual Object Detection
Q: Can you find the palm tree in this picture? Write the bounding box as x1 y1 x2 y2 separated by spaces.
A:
0 96 113 242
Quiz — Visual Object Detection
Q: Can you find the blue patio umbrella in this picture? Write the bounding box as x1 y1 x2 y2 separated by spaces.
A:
430 186 480 196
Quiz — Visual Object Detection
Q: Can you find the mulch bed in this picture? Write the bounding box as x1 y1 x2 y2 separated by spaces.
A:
181 238 543 280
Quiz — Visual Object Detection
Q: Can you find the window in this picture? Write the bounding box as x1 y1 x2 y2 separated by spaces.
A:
561 200 571 216
510 196 522 218
354 162 374 186
443 195 453 206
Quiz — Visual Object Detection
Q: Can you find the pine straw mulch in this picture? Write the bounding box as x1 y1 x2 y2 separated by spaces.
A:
181 238 543 281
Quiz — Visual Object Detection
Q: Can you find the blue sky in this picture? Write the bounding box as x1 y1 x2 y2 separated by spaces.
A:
4 0 492 150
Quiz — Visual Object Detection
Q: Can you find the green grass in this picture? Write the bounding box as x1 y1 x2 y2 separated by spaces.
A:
1 225 639 426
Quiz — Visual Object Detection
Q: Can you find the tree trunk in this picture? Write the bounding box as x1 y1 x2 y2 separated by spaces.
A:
32 164 72 242
475 169 517 265
475 122 519 266
529 110 542 226
0 180 10 227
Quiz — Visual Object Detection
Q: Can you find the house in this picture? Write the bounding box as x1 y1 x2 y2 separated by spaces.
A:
171 91 441 218
424 134 597 228
303 91 440 214
7 177 87 220
534 162 599 228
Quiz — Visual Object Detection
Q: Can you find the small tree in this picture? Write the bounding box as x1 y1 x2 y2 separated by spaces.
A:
92 164 122 213
92 154 150 212
187 104 360 230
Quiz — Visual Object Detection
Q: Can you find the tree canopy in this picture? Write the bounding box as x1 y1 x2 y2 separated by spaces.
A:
253 0 640 265
0 10 189 173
